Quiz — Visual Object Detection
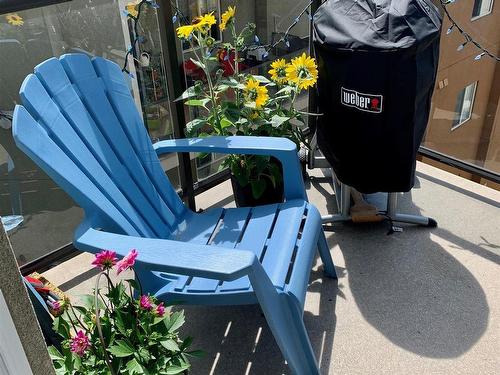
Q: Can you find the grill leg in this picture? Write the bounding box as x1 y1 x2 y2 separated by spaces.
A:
386 192 437 227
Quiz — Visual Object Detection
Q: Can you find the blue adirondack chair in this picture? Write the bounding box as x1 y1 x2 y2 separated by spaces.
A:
13 54 337 374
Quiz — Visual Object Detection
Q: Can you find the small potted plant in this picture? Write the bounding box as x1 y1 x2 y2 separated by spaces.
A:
48 249 201 374
176 6 318 206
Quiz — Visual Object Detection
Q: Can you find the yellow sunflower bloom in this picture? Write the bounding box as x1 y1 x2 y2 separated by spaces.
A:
286 53 318 91
220 6 236 31
268 59 288 85
245 78 269 109
177 25 195 39
6 13 24 26
125 1 139 18
193 12 216 33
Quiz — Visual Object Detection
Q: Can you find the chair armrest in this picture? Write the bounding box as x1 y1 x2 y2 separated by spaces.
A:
74 223 257 282
154 136 307 201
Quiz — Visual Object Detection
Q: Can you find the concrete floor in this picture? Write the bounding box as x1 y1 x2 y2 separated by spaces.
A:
44 162 500 374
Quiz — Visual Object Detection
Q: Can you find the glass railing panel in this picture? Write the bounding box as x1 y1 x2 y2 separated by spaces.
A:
423 1 500 179
0 0 181 264
175 0 312 184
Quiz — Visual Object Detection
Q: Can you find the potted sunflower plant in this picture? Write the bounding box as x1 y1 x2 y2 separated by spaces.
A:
177 6 318 206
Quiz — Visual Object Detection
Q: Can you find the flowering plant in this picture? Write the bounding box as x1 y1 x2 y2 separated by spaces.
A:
177 6 318 200
48 249 200 374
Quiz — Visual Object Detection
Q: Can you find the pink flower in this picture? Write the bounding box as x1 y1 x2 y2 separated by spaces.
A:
70 330 90 357
156 302 165 317
92 250 118 271
52 301 61 312
140 295 153 311
116 249 138 275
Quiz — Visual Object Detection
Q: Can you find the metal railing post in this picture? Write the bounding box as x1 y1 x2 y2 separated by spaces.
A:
157 0 196 210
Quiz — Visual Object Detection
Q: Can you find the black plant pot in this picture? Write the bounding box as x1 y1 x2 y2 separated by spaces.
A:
230 175 284 207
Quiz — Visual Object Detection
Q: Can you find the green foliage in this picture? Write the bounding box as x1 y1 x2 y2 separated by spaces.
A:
178 9 317 199
49 275 201 374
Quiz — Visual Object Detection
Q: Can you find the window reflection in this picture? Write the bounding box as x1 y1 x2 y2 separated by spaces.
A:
0 0 181 264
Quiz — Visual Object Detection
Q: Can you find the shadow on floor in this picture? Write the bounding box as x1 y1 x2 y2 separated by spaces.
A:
183 268 340 374
325 185 489 358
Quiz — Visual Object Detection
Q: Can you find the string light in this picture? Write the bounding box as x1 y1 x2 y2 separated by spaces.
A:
244 0 315 55
440 1 500 62
122 0 151 75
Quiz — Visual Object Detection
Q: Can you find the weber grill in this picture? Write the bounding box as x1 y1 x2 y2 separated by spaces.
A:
313 0 442 193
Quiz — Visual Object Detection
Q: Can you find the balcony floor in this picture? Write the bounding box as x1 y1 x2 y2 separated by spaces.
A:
44 162 500 374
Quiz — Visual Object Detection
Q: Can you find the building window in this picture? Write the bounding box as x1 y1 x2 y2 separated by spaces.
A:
452 82 477 130
472 0 494 19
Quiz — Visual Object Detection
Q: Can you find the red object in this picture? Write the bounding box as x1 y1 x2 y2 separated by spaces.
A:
183 59 205 81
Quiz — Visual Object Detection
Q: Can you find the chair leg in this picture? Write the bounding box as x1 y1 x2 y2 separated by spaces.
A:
248 264 320 375
318 230 337 278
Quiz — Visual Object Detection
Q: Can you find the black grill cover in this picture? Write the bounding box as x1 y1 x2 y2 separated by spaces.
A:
313 0 442 193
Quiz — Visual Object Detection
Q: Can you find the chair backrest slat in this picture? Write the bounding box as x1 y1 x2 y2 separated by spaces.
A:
14 54 187 238
13 106 140 236
19 73 154 237
92 57 185 217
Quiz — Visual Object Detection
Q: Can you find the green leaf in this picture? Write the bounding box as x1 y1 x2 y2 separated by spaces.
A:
220 117 234 129
126 358 144 374
251 179 267 199
48 346 64 361
114 310 127 335
185 118 207 136
79 294 106 310
166 364 190 374
124 278 140 291
166 311 185 333
185 350 205 358
108 340 135 358
174 86 198 102
52 316 70 339
271 115 291 128
180 336 193 351
190 58 206 70
161 339 180 352
251 75 271 84
276 86 294 95
185 98 210 108
137 347 151 362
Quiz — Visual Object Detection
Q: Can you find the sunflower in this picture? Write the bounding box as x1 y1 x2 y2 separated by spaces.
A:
220 6 236 31
286 53 318 91
6 13 24 26
125 1 139 18
268 59 288 85
244 78 269 109
177 25 195 39
193 12 216 33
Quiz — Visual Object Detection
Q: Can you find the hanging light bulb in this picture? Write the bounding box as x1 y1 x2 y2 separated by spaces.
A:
446 25 454 35
474 52 486 61
457 41 468 51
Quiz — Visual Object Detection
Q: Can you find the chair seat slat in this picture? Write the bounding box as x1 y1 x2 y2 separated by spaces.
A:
261 201 307 288
218 204 279 292
169 208 224 292
187 207 251 293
